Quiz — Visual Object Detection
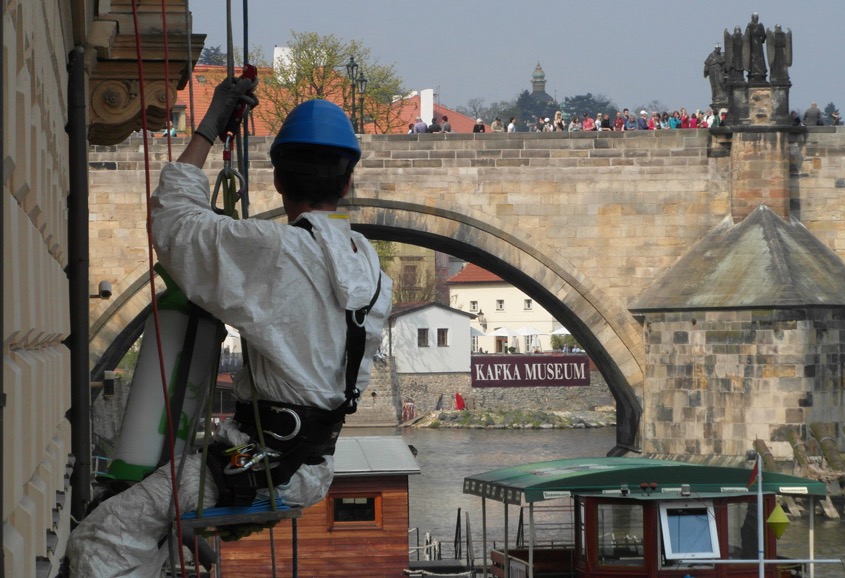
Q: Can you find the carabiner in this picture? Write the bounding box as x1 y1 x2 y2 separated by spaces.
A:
264 406 302 442
210 135 245 217
224 447 281 475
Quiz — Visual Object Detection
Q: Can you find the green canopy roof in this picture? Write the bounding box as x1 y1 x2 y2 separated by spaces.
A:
463 457 827 505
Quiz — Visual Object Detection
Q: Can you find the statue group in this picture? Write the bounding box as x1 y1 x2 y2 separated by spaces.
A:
705 13 792 107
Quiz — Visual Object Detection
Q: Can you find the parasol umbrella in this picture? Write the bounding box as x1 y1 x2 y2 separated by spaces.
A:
489 327 519 337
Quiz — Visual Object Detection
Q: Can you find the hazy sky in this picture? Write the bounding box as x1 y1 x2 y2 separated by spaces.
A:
191 0 843 115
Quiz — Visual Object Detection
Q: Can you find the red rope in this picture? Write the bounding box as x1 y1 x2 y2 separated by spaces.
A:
160 0 173 159
129 1 187 575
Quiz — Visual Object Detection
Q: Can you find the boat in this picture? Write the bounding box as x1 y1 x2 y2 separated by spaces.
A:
463 455 843 578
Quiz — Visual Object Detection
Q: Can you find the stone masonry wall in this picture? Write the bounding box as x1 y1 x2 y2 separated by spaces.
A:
3 2 75 576
88 128 845 323
642 308 845 458
791 127 845 257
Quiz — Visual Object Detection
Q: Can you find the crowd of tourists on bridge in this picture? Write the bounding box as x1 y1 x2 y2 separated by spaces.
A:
531 107 728 133
411 101 840 135
517 101 839 133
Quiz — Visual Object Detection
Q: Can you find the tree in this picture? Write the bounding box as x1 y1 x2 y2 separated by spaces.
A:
253 31 405 134
515 90 558 125
550 333 580 351
488 98 520 124
456 97 487 120
370 240 396 268
633 99 669 115
199 45 227 66
390 263 437 304
824 102 838 125
560 93 618 119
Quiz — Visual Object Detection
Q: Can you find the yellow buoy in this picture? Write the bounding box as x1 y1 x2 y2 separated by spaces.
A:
766 503 790 539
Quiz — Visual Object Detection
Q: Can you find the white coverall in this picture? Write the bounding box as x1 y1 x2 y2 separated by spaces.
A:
68 162 392 577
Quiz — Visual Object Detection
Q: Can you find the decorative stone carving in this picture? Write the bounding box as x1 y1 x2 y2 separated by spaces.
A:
85 0 204 144
89 79 176 144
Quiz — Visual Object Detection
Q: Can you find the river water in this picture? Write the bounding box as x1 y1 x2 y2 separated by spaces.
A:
349 426 845 577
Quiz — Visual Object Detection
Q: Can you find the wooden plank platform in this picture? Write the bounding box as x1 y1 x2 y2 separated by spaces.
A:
181 498 301 532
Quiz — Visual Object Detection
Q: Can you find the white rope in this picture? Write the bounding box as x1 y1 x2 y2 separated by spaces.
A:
403 571 473 577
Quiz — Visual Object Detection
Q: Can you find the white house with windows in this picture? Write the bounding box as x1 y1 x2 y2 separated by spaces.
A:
384 302 476 373
447 263 565 353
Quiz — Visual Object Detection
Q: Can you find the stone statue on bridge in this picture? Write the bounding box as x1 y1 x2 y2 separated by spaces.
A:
724 26 745 84
766 24 792 84
743 12 768 84
704 44 728 108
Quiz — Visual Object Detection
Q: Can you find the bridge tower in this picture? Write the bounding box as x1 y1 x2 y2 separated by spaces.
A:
630 70 845 457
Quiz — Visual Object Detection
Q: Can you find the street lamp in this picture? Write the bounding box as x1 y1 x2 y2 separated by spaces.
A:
356 73 367 133
345 56 359 132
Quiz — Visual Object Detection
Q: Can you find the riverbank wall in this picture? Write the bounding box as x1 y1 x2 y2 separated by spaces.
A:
374 357 615 424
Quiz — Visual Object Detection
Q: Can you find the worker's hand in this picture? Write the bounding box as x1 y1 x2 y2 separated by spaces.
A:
195 76 259 144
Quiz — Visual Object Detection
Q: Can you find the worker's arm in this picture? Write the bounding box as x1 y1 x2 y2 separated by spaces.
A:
176 134 213 168
177 75 258 169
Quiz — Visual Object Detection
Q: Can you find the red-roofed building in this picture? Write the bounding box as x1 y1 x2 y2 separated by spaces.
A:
447 263 565 353
448 262 505 284
173 65 483 136
391 91 485 134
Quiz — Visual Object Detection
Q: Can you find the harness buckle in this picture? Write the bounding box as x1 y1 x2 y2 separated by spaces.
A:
263 406 302 442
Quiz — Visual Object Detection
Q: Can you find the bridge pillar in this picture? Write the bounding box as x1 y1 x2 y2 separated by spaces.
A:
637 308 845 458
730 129 791 221
725 85 801 222
632 196 845 458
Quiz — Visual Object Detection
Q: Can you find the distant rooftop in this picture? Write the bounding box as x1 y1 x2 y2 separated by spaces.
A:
447 263 504 284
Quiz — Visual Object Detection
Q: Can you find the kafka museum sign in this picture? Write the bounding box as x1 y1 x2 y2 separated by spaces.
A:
471 354 590 388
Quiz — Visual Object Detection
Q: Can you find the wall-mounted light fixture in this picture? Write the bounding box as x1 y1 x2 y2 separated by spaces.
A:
90 280 112 300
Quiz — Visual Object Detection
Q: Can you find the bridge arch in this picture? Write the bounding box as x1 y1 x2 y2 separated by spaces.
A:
90 194 644 454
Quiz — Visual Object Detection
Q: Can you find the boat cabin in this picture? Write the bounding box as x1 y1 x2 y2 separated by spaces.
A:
218 436 420 577
464 457 834 578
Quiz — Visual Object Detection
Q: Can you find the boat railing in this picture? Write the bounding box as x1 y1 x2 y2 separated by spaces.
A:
408 528 443 561
490 547 576 578
515 500 576 548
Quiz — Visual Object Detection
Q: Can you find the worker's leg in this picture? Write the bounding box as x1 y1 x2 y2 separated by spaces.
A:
67 455 218 578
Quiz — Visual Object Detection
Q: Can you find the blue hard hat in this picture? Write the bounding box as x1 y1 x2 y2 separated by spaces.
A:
271 99 361 165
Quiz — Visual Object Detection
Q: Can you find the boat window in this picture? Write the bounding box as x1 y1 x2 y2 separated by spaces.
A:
329 494 383 530
597 503 645 566
659 501 720 561
727 501 759 559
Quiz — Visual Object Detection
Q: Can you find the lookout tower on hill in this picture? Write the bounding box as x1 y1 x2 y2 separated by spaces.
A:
530 62 555 105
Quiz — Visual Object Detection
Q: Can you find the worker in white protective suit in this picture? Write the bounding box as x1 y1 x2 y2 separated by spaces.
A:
67 78 392 577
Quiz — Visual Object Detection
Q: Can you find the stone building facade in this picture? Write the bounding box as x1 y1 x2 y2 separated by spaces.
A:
4 1 198 576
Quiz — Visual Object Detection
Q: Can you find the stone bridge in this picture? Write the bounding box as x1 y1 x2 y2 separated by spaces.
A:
87 126 845 457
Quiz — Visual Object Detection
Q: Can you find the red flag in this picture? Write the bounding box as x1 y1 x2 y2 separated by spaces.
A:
747 460 759 488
